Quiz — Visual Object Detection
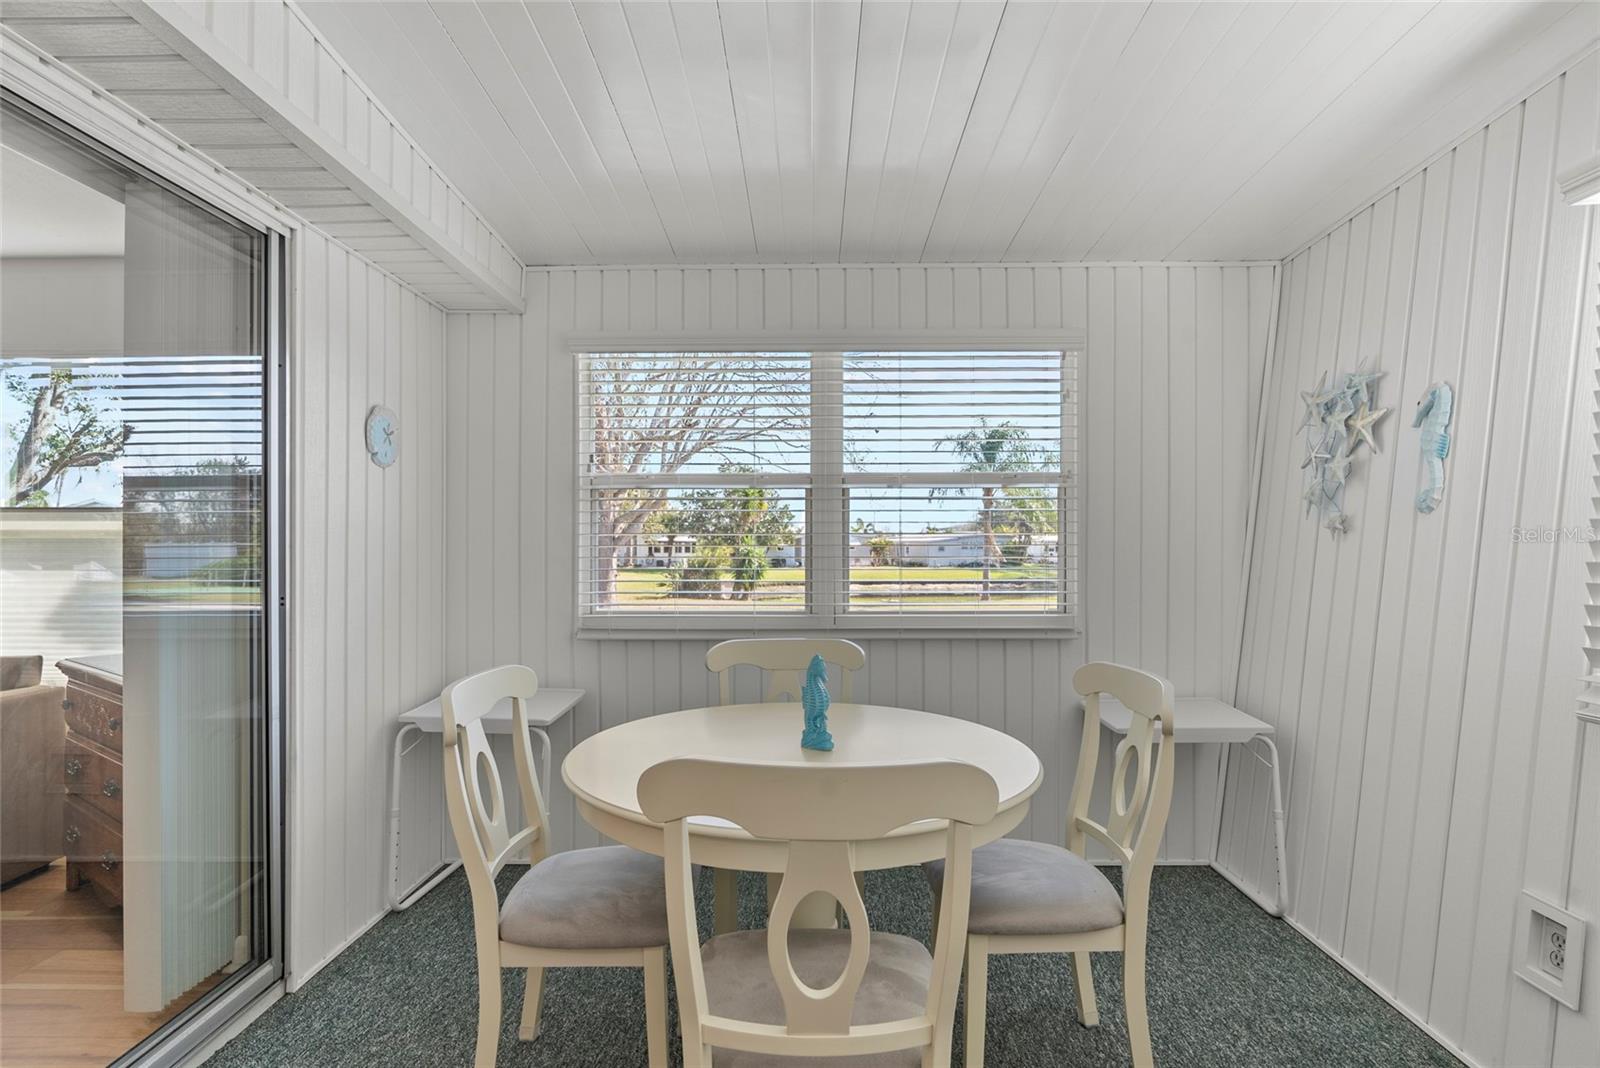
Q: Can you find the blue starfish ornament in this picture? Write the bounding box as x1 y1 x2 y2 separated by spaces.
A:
1297 361 1389 536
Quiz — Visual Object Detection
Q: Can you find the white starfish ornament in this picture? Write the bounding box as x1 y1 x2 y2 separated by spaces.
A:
1346 400 1390 454
1345 360 1385 407
1298 372 1329 432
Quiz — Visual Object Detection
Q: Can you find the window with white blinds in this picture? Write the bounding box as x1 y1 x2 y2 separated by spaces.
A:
577 348 1078 631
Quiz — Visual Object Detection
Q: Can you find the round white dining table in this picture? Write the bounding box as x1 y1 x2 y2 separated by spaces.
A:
562 702 1044 875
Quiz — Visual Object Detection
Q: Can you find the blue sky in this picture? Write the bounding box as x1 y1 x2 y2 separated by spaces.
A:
2 355 263 508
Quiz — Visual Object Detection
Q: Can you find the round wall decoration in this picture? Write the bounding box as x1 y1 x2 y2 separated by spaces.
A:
365 404 398 468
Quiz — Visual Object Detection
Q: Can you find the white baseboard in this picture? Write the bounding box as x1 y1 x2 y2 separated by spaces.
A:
286 907 388 992
1282 914 1481 1068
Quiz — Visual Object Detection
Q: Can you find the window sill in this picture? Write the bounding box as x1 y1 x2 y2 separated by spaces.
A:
577 616 1081 641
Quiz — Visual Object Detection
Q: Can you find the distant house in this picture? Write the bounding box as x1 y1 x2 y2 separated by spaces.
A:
143 542 242 579
846 532 1057 566
619 535 804 568
764 542 802 567
619 534 697 568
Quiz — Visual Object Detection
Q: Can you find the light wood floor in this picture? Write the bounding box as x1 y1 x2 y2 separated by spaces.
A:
0 862 219 1068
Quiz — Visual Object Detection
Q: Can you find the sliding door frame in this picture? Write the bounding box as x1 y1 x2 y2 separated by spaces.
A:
2 48 293 1068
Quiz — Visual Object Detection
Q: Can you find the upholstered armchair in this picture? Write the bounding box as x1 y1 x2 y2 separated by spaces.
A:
1 655 64 885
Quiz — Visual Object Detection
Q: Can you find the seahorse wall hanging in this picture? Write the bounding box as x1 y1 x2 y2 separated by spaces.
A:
1298 360 1389 536
1412 382 1453 514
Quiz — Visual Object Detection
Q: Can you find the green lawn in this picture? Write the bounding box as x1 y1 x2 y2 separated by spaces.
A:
123 578 262 605
613 565 1058 607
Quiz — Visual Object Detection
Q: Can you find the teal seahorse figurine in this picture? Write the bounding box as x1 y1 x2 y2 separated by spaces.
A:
800 654 834 751
1412 382 1453 514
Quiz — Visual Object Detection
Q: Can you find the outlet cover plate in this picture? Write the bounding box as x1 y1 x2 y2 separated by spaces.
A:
1515 891 1585 1010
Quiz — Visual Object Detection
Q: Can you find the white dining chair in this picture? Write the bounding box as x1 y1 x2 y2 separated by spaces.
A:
705 637 866 704
925 661 1176 1068
703 637 867 933
640 756 999 1068
441 665 670 1068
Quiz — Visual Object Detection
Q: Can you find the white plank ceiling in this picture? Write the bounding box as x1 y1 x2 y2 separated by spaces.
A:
298 0 1598 266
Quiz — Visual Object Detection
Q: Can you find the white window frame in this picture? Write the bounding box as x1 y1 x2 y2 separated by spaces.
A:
573 336 1082 639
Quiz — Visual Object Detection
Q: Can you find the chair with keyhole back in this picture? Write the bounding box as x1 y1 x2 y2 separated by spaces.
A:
640 756 998 1068
441 665 670 1068
923 661 1176 1068
703 638 867 934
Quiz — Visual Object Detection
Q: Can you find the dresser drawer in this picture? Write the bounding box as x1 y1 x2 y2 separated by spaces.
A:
62 734 123 822
63 684 122 753
62 798 122 907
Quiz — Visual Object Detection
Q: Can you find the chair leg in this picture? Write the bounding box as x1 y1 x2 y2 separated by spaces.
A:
518 966 544 1040
643 947 669 1068
964 935 988 1068
1071 951 1098 1027
713 867 738 934
1125 943 1153 1068
474 960 502 1068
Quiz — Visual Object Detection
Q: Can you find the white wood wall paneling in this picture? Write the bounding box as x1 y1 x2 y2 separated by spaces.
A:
1227 57 1600 1067
296 1 1595 266
289 230 449 986
441 263 1273 863
0 1 525 309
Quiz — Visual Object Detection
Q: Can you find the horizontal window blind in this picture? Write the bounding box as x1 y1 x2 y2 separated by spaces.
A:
578 353 810 618
841 351 1072 617
2 354 265 607
1583 272 1599 725
577 348 1078 629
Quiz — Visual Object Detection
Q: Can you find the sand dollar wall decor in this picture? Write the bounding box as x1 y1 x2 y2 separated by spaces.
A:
1298 362 1389 536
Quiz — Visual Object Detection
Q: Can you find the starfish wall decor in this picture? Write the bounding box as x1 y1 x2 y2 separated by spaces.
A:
1298 361 1389 535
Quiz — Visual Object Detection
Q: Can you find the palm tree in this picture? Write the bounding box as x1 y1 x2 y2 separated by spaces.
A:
727 484 769 600
937 419 1042 601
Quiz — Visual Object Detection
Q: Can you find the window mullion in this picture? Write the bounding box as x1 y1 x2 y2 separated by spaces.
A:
811 352 844 626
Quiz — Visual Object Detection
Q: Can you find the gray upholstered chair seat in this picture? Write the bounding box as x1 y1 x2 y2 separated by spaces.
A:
923 838 1123 936
702 929 931 1067
499 845 670 950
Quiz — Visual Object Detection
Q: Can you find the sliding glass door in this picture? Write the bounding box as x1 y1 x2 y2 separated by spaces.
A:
0 92 281 1067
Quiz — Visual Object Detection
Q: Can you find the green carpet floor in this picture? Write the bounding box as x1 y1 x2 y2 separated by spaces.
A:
206 864 1461 1067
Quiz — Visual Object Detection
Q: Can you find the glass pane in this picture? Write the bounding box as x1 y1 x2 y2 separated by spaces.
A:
585 485 808 614
581 352 811 475
843 351 1064 475
846 486 1062 613
0 98 270 1065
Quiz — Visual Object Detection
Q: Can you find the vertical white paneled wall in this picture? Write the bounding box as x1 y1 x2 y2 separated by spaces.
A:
288 228 448 985
442 263 1275 864
1228 57 1600 1067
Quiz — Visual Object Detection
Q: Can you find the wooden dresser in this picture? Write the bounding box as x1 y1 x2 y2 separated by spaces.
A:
58 655 124 908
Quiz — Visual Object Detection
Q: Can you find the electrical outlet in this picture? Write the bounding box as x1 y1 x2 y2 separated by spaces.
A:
1538 915 1567 978
1516 891 1585 1010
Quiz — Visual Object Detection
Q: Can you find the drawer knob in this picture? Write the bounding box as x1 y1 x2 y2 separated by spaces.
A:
65 757 83 778
62 698 73 710
65 825 80 844
108 717 121 733
99 852 118 872
102 778 121 799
